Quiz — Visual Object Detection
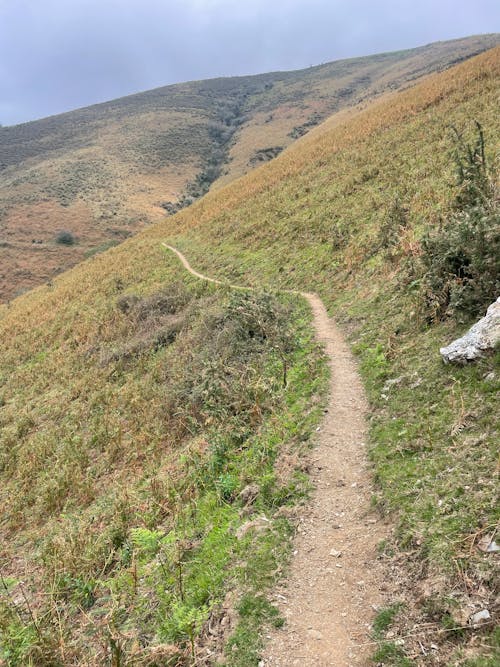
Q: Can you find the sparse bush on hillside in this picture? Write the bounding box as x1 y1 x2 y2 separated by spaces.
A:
288 112 323 139
164 291 297 434
418 122 499 321
419 201 499 321
249 146 284 166
207 123 232 144
55 230 75 245
101 284 191 363
450 121 491 211
330 219 351 252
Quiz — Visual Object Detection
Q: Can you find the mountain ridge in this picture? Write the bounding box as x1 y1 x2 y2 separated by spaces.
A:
1 33 498 302
3 33 498 129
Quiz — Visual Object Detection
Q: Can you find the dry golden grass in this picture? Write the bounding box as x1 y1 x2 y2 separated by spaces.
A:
162 47 500 245
1 34 498 302
2 45 498 325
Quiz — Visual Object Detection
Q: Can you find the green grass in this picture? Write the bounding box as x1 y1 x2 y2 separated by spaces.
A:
0 270 328 664
373 641 413 667
370 604 413 666
225 591 286 667
372 603 404 640
144 48 498 663
0 45 499 665
164 48 499 562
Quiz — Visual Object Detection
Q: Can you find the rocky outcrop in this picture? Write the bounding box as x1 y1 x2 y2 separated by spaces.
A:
440 297 500 364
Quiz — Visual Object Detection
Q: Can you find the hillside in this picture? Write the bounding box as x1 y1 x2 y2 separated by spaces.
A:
0 46 499 666
1 34 499 302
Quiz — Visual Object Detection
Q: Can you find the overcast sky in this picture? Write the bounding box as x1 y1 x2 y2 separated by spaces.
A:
0 0 498 126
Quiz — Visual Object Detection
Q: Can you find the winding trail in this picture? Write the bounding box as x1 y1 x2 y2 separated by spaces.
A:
163 244 388 666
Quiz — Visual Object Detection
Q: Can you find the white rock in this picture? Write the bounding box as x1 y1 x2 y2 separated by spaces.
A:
477 534 500 553
469 609 491 626
440 297 500 364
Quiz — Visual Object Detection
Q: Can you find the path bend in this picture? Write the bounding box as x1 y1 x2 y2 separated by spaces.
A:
163 243 388 666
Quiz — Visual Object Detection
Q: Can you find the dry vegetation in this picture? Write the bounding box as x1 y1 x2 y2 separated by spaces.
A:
0 256 326 665
0 42 499 666
1 34 498 301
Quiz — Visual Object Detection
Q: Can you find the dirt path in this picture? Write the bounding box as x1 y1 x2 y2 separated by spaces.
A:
163 244 388 666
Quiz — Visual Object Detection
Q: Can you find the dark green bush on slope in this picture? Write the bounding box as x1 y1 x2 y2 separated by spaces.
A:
419 121 499 321
55 230 76 245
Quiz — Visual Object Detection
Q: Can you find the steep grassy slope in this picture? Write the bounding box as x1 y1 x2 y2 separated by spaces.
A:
158 49 500 664
0 47 499 665
0 257 327 665
1 34 498 302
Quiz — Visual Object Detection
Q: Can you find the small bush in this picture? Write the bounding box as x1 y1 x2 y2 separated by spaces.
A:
288 112 322 139
450 121 491 211
249 146 283 165
419 203 499 320
418 121 499 321
55 230 75 246
101 284 192 363
163 291 296 434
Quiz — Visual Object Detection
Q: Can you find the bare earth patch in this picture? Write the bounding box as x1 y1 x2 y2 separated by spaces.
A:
262 294 389 666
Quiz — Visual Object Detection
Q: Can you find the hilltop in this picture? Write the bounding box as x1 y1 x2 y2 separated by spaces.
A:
0 44 499 666
0 33 499 301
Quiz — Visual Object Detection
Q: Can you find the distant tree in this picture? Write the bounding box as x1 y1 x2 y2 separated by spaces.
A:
55 230 75 245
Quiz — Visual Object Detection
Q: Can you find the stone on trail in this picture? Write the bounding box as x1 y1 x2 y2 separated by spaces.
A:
440 297 500 364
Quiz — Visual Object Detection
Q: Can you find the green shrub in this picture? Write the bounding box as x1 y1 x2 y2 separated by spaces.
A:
450 121 491 211
55 230 75 245
418 122 499 321
419 203 499 320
